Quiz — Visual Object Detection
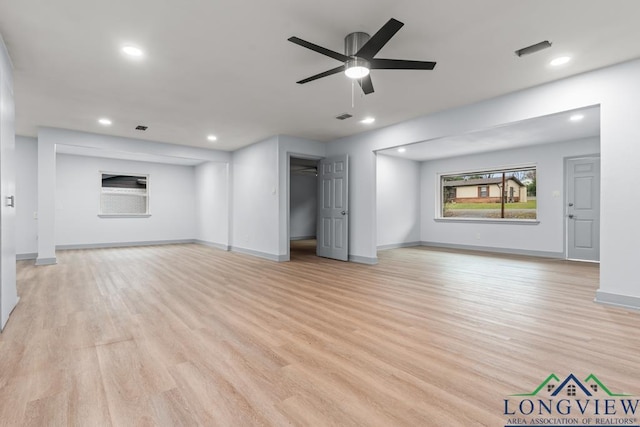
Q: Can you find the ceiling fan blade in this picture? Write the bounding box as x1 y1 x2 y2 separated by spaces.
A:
370 58 437 70
296 65 346 84
358 75 374 94
356 18 404 60
288 36 350 62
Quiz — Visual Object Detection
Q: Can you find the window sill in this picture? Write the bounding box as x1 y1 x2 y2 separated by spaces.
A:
98 214 151 218
434 218 539 225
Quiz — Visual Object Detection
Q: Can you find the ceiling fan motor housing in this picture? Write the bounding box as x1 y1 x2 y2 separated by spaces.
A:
344 32 370 57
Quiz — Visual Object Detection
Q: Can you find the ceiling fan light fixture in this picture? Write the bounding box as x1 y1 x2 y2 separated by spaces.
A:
345 58 370 79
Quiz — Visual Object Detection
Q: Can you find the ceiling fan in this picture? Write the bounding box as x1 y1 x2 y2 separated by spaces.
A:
288 18 437 95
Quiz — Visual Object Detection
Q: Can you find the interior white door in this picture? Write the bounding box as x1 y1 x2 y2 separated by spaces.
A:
317 155 349 261
566 156 600 262
0 47 18 330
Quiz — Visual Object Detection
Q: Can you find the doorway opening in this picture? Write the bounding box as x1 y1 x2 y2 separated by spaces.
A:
289 157 319 260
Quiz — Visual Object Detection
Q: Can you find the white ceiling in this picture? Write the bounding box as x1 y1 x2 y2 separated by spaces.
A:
1 1 638 151
378 105 600 161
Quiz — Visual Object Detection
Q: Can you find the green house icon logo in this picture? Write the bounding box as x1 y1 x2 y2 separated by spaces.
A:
511 373 631 397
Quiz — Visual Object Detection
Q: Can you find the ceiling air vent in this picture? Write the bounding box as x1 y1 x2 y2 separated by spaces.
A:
135 125 148 131
336 113 353 120
515 40 552 57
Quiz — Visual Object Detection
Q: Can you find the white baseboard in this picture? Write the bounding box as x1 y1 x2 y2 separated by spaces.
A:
17 253 37 261
349 255 378 265
377 241 421 251
230 246 286 262
420 241 564 259
35 257 57 266
56 239 195 250
594 291 640 310
194 240 230 251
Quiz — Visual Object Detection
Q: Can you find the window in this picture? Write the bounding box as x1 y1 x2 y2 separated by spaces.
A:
440 166 536 220
100 173 149 216
567 385 576 396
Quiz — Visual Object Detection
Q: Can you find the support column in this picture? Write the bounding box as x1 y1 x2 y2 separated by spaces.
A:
36 137 56 265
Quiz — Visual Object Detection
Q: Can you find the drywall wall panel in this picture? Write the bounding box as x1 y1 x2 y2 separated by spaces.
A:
15 136 37 256
55 154 196 245
195 161 229 248
231 136 279 257
376 154 420 248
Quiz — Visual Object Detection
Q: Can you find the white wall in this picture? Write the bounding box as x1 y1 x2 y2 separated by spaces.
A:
326 58 640 305
55 154 196 246
195 161 229 249
326 136 378 263
231 136 280 259
231 135 325 260
35 127 230 262
15 136 37 256
0 34 18 329
290 173 316 240
376 154 420 248
421 137 600 255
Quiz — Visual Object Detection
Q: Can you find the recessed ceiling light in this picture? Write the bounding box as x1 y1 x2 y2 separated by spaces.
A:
207 135 218 142
98 118 112 126
569 114 584 122
550 56 571 66
397 147 406 153
122 45 144 57
360 117 375 124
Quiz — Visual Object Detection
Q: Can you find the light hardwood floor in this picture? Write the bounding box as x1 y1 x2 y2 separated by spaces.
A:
1 242 638 426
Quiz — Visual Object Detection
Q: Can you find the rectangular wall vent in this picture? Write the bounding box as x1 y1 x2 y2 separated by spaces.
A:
335 113 353 120
135 125 148 131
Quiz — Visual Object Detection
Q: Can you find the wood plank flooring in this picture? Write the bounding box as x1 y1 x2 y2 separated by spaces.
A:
1 241 638 426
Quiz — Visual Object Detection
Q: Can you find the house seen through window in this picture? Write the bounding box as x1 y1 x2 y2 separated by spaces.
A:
441 167 536 220
100 173 149 215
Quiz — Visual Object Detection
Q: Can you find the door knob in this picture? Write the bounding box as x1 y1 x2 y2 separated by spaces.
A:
568 202 574 207
568 214 575 219
341 211 347 215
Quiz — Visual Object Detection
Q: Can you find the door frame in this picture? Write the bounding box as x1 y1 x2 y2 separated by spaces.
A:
285 152 324 262
564 153 601 262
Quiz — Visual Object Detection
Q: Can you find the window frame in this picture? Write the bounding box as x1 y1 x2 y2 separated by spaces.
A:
436 164 538 224
98 171 151 218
